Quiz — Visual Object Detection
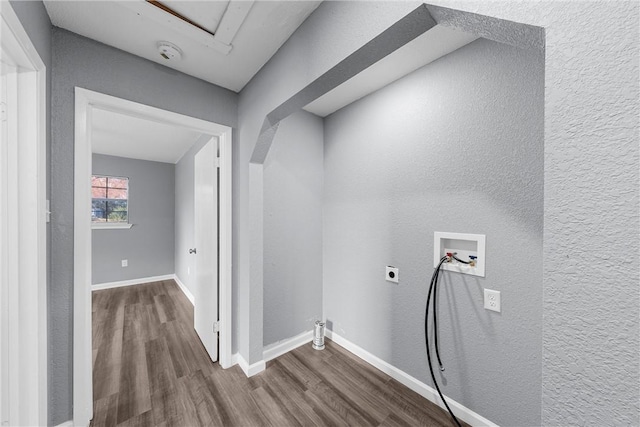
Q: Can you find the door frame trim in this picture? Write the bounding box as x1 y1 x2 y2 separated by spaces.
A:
73 88 233 426
0 3 48 426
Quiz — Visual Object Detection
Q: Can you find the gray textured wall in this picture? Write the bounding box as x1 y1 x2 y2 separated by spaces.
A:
239 0 421 364
323 38 544 426
421 1 638 424
174 135 211 296
11 0 640 425
263 111 324 347
50 28 237 425
244 1 639 424
92 154 175 285
534 3 639 423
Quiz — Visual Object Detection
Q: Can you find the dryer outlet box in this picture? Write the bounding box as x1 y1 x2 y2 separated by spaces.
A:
385 266 398 283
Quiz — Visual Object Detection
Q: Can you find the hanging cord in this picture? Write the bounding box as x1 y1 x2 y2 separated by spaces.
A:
425 256 462 427
450 252 472 265
432 263 445 371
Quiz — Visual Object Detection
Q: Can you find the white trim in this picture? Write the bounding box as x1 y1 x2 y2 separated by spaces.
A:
73 85 94 427
263 330 313 362
55 421 73 427
91 223 133 229
218 123 233 369
74 88 234 427
91 274 175 291
231 353 239 366
173 274 195 305
236 354 266 378
0 3 48 426
325 330 499 427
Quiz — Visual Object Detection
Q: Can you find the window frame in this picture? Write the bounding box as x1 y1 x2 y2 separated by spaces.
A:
90 174 132 229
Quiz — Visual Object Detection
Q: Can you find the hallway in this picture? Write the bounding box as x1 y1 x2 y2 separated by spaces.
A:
91 280 463 426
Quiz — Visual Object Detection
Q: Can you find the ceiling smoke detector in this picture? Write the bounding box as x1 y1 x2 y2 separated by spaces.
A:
157 41 182 61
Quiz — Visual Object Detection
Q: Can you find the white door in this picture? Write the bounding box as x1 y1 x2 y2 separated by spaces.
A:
194 137 218 362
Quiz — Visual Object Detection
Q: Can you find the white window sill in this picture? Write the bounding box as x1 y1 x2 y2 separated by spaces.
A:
92 223 133 230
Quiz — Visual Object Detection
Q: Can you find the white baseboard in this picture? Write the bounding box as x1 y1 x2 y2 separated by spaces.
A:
91 274 174 291
55 421 73 427
173 274 195 305
236 353 265 378
263 330 313 362
325 330 498 427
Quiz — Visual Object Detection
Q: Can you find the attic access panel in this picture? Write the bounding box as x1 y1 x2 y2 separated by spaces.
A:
148 0 229 35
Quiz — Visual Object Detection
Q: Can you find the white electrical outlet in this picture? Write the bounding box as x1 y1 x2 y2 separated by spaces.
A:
385 266 398 283
484 289 501 312
121 259 128 267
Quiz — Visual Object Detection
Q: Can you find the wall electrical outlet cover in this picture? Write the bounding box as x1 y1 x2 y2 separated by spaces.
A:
386 266 399 283
484 289 501 312
121 259 128 267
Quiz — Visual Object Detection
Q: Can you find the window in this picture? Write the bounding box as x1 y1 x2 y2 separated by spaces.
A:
91 175 129 226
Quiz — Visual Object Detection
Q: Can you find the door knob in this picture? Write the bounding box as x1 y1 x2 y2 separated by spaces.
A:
189 248 197 254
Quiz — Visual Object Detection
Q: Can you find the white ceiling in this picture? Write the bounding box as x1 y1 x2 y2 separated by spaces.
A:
48 1 480 160
91 108 203 163
304 25 478 117
43 1 322 92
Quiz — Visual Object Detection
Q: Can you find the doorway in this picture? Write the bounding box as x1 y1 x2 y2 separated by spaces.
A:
73 88 233 426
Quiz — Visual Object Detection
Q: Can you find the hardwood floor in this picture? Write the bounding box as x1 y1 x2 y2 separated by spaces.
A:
92 280 464 427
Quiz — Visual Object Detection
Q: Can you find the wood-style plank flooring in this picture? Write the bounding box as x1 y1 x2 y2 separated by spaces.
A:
92 279 464 427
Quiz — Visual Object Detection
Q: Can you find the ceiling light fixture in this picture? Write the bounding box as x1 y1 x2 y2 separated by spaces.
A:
157 41 182 61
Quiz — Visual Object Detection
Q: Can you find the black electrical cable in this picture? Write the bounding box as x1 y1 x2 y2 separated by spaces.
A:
425 259 460 427
432 265 445 371
425 256 462 427
451 253 472 265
